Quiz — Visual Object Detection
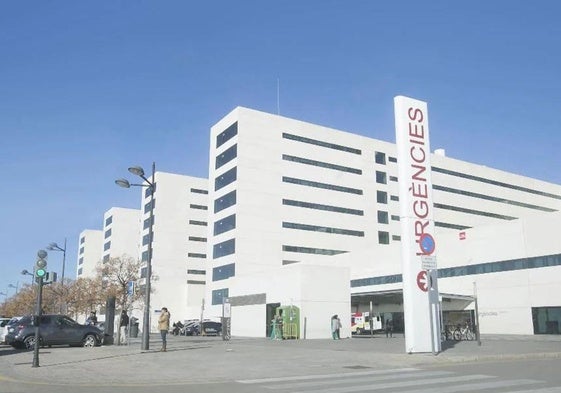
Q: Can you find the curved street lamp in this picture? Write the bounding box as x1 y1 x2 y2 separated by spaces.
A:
46 239 67 284
116 162 156 351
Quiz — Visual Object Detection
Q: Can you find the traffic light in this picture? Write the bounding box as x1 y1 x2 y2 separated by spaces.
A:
44 271 58 283
35 250 48 279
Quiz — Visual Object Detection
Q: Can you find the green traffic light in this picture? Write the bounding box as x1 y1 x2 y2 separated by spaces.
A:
36 269 46 278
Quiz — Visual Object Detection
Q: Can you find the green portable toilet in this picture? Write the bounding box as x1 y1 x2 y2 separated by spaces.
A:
277 305 300 339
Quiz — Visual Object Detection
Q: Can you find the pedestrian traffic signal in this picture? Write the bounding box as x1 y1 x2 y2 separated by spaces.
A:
35 250 48 278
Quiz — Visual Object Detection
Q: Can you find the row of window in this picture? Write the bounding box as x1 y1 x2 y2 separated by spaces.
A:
282 245 347 255
190 204 208 210
283 222 364 237
283 154 362 175
283 176 363 195
351 253 561 288
283 198 363 216
189 236 207 242
191 188 208 195
283 132 361 155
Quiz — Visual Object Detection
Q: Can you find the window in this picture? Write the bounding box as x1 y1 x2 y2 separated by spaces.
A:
140 267 147 279
212 288 229 305
190 204 208 210
282 245 347 255
283 177 363 195
378 231 390 244
214 214 236 236
144 199 155 213
187 269 206 275
376 171 387 184
104 229 112 238
214 190 236 213
103 242 111 251
283 199 363 216
216 122 238 148
391 215 400 221
390 195 399 201
283 222 364 237
188 236 207 242
105 216 113 226
103 254 110 262
389 176 398 182
377 211 389 224
213 238 235 259
145 184 156 198
188 253 206 258
78 257 83 265
215 144 237 169
283 133 361 154
141 251 149 262
79 247 84 254
142 233 152 246
215 167 237 191
375 151 386 164
78 268 83 275
189 220 207 226
143 216 154 229
388 156 397 163
212 263 235 281
282 154 362 174
188 280 205 285
377 191 388 204
80 237 85 244
392 235 401 241
191 188 208 195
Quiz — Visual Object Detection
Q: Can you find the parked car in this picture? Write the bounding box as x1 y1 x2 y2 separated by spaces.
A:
0 317 12 344
5 314 104 349
185 321 222 336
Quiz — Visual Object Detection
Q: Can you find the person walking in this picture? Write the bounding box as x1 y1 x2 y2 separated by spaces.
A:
119 310 130 345
331 315 340 340
385 319 393 338
158 307 170 352
336 315 342 339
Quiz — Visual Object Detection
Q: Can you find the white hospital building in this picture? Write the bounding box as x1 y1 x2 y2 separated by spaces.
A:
204 106 561 339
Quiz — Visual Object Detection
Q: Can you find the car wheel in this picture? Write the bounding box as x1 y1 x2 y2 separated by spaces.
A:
83 334 98 348
23 336 37 350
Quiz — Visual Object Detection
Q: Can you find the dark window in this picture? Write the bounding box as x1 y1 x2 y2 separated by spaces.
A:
212 263 235 281
105 216 113 226
78 257 84 265
391 215 400 221
282 154 362 174
104 229 112 239
214 190 237 213
377 191 388 204
216 122 238 148
390 195 399 201
141 251 149 262
376 171 387 184
188 253 206 259
388 156 397 163
283 199 363 216
212 288 229 305
392 235 401 241
188 280 205 285
214 214 236 236
283 133 361 154
377 211 389 224
144 199 155 213
532 307 561 334
375 152 386 164
103 254 110 262
187 269 206 275
191 188 208 195
189 220 207 226
140 267 147 278
283 222 364 237
79 247 84 254
213 238 235 259
378 231 390 244
188 236 207 242
143 216 154 229
389 176 398 182
142 233 152 246
145 184 156 198
215 167 237 191
435 222 471 230
80 237 85 244
78 268 83 275
216 144 237 169
190 204 208 210
283 177 362 195
104 242 111 251
282 245 347 255
434 203 517 221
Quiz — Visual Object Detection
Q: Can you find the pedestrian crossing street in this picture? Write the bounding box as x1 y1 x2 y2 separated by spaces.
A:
237 367 561 393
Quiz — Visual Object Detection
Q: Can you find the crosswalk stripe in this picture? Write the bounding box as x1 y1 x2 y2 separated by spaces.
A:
291 374 495 393
413 379 540 393
237 368 419 384
266 370 454 390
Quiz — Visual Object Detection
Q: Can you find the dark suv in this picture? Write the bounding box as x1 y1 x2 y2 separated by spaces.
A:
5 314 104 349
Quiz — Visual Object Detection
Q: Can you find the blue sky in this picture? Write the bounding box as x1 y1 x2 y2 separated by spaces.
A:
1 1 560 299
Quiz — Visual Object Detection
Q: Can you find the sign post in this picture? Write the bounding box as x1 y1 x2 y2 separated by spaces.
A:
394 96 441 353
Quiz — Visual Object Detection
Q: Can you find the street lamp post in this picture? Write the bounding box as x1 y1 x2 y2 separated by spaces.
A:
21 269 34 285
47 239 67 284
8 283 19 294
116 162 155 351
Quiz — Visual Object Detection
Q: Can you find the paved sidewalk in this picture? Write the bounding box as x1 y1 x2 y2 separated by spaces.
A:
1 334 561 386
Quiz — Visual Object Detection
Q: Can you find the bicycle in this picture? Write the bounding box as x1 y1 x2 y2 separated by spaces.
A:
452 323 475 341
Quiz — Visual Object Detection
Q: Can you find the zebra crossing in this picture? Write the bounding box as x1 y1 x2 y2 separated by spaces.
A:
237 367 561 392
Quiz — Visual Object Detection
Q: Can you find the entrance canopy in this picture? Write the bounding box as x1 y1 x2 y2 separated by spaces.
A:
351 289 475 306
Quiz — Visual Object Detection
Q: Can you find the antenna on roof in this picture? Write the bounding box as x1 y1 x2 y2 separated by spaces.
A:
277 78 280 115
